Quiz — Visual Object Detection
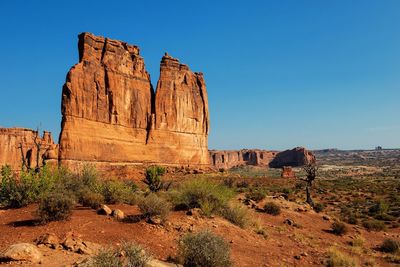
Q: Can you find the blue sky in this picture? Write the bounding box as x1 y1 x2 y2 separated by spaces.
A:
0 0 399 150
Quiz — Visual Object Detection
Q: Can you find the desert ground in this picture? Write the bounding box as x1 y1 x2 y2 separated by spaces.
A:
0 149 399 266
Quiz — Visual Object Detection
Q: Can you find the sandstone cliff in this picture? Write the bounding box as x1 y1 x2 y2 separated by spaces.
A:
269 147 316 168
210 147 315 169
0 128 58 170
59 33 210 168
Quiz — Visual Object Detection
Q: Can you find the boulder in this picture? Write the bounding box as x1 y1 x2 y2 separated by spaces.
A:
97 205 112 216
112 209 125 220
35 233 60 249
1 243 42 263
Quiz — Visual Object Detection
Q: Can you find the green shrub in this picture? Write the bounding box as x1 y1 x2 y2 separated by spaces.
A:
101 180 134 204
122 242 152 266
368 199 389 215
138 194 171 222
245 188 266 202
362 219 386 231
37 192 75 223
172 179 234 216
326 248 358 267
314 202 325 213
380 239 400 253
87 248 123 267
79 189 104 209
179 230 232 267
220 204 248 228
144 166 166 192
264 202 281 216
331 221 348 236
0 165 59 208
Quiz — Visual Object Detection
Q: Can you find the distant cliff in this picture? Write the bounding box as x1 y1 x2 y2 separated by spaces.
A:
210 147 315 169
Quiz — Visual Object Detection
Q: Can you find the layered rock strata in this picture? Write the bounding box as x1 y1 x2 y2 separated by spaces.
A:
0 128 58 170
210 147 315 169
59 33 210 168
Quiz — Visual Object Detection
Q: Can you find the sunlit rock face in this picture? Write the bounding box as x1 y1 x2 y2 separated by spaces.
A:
59 33 210 168
0 128 57 170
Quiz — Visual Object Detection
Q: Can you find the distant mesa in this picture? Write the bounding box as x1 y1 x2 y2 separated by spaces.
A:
0 33 315 171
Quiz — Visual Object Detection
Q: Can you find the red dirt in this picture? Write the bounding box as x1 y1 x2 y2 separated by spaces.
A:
0 198 399 266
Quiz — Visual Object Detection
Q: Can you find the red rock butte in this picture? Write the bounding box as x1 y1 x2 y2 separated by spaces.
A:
58 32 210 168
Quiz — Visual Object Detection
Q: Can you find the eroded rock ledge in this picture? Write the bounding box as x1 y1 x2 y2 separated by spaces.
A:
59 32 210 168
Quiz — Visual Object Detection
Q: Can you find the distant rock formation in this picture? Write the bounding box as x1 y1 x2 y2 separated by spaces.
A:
269 147 316 168
0 128 58 170
209 149 277 169
58 33 210 168
210 147 315 169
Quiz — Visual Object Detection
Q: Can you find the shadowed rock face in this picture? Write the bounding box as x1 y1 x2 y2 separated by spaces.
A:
59 33 210 168
210 147 315 169
0 128 58 170
269 147 316 168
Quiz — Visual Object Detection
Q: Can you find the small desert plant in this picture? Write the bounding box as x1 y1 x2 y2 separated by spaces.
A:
172 179 234 216
37 191 75 223
380 238 400 253
144 166 167 192
220 204 248 228
179 230 232 267
362 219 386 231
122 242 152 266
264 202 281 216
368 199 389 216
245 188 266 202
326 247 358 267
349 235 365 247
331 221 348 236
79 189 104 209
87 247 123 267
138 194 171 222
101 180 134 204
314 202 325 213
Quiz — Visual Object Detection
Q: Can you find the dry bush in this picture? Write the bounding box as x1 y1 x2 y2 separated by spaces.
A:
178 230 232 267
331 221 348 236
362 219 386 232
326 248 358 267
220 204 249 228
37 191 75 223
380 238 400 253
264 202 281 216
138 194 171 222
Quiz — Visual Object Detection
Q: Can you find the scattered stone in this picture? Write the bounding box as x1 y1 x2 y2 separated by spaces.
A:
294 255 301 260
35 233 60 249
284 218 295 226
146 259 183 267
322 215 330 221
148 216 162 225
97 205 112 216
62 235 100 255
301 252 308 257
1 243 42 263
112 209 125 220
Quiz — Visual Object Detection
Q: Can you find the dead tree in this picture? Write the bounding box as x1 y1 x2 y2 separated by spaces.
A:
18 143 29 170
32 128 42 173
301 163 318 208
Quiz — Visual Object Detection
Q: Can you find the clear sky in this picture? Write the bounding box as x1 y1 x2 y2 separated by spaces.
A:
0 0 399 150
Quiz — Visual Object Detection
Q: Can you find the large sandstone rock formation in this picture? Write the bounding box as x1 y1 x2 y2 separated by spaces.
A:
209 149 277 169
59 33 209 168
269 147 316 168
210 147 315 169
0 128 58 170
